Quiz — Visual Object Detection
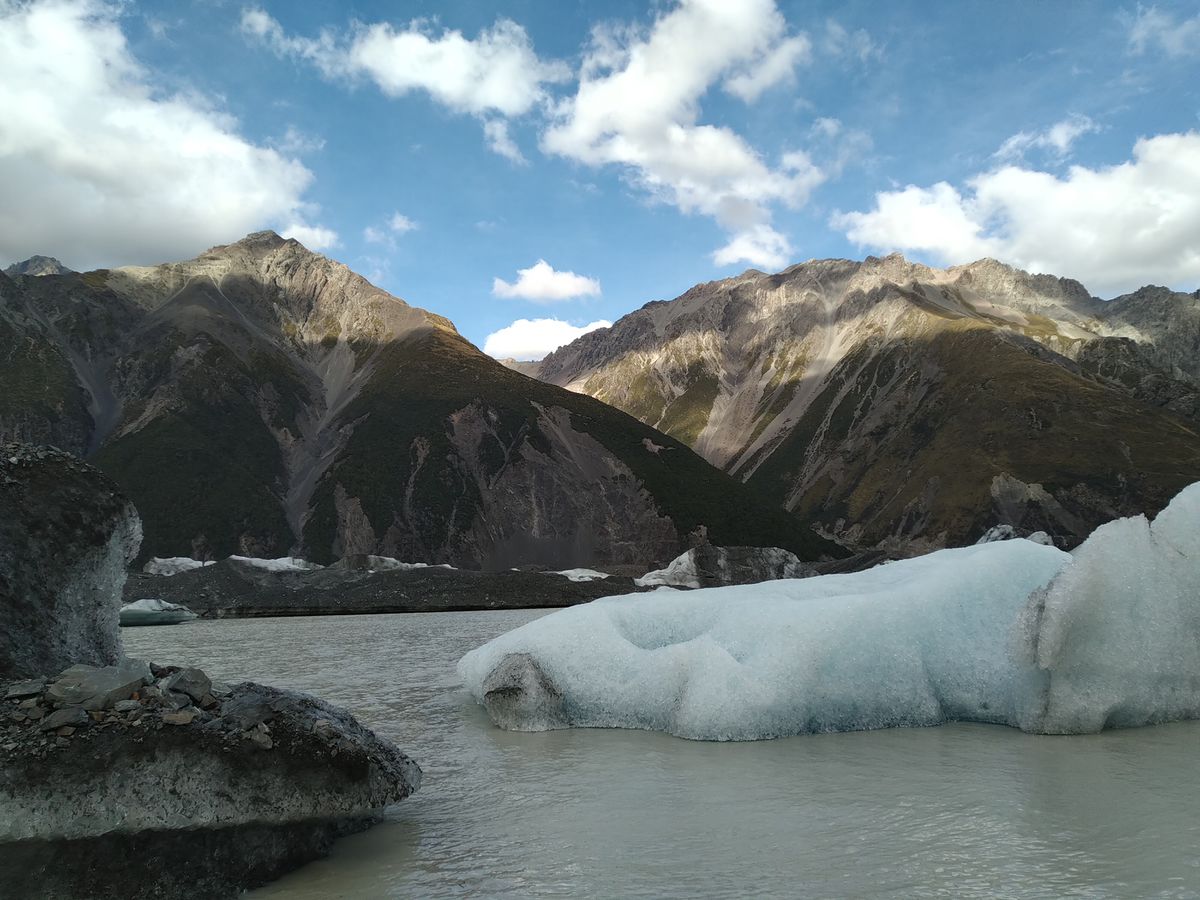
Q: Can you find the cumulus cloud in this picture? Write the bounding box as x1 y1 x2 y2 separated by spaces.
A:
281 222 339 251
483 119 527 164
0 0 328 269
363 211 417 246
540 0 824 270
492 260 602 302
995 115 1099 162
1128 5 1200 58
833 131 1200 297
241 7 567 160
482 318 611 360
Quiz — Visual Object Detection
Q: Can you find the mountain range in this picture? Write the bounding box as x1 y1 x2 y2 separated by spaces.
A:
0 232 829 569
531 254 1200 553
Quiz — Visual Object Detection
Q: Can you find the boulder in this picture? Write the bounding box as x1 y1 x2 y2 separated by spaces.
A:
635 545 816 589
0 444 142 679
44 659 152 711
0 673 421 899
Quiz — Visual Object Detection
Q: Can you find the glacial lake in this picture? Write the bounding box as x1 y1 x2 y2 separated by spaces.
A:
124 610 1200 899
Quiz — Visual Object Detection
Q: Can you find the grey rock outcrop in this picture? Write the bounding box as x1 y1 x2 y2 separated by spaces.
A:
0 444 141 679
1 667 421 899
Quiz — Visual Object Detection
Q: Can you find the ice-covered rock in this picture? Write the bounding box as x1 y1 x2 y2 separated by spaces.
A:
0 444 142 679
228 555 324 572
975 525 1053 546
550 568 611 582
141 557 215 576
119 598 198 626
460 483 1200 740
635 545 814 588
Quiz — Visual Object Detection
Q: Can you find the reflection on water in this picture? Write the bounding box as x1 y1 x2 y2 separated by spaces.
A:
124 612 1200 899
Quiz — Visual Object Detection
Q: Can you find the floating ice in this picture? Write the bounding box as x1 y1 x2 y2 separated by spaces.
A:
549 569 611 582
228 556 324 572
975 526 1053 546
142 557 215 576
459 484 1200 740
119 598 197 626
633 553 702 588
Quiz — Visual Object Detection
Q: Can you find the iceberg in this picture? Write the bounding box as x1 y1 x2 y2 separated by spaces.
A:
142 557 215 576
459 484 1200 740
119 598 198 627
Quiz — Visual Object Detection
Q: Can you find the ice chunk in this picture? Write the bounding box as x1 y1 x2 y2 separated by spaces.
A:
634 552 701 588
228 556 324 572
142 557 216 576
363 556 456 572
119 598 198 626
975 526 1053 546
635 546 811 588
549 568 611 582
460 483 1200 740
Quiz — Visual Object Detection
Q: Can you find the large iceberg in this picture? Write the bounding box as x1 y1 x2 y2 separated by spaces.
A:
458 484 1200 740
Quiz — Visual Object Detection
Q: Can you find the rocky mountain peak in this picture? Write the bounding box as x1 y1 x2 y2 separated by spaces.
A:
3 255 73 277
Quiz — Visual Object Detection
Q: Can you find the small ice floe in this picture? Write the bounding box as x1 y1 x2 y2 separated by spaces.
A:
119 598 198 627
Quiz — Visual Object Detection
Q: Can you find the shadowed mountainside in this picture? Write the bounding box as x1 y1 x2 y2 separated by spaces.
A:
0 234 836 568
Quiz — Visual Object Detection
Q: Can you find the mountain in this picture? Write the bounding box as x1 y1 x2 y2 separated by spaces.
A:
3 256 73 277
535 254 1200 553
0 232 835 568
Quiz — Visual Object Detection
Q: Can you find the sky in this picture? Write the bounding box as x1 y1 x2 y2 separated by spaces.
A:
1 0 1199 360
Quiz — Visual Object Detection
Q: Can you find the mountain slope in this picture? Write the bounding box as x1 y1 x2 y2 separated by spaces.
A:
0 233 835 568
536 255 1200 552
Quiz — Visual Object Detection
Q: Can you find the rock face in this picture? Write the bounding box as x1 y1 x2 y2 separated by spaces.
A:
3 255 73 277
0 443 422 897
0 443 141 679
0 232 836 568
536 255 1200 554
0 665 421 899
124 555 655 618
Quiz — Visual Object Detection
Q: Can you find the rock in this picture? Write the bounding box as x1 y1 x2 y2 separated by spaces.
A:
38 707 88 732
0 682 422 899
45 660 152 711
635 545 816 589
4 680 44 700
111 699 141 713
161 709 197 726
161 667 211 703
481 653 567 732
0 445 142 680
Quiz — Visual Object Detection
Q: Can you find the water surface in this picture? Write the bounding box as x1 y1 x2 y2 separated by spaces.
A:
124 612 1200 899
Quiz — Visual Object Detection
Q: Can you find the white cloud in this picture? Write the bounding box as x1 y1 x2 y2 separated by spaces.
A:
0 0 328 269
540 0 824 271
241 8 568 118
483 119 527 164
482 318 611 360
492 260 602 302
823 19 882 64
281 222 339 251
833 131 1200 297
388 212 417 233
1128 6 1200 58
363 211 417 247
272 125 325 155
712 225 793 270
995 115 1099 162
724 34 811 102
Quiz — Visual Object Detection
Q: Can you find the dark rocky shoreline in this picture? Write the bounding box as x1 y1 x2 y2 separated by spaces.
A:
123 557 652 619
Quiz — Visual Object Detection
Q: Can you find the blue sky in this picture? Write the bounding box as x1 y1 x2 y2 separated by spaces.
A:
2 1 1199 359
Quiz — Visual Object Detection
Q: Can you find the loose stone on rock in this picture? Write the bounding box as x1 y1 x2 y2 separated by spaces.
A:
39 707 88 732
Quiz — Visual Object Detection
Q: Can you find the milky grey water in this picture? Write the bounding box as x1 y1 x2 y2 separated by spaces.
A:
123 611 1200 899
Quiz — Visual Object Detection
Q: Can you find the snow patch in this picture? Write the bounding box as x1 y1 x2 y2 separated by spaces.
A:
142 557 215 576
228 556 324 572
460 483 1200 740
549 568 611 582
